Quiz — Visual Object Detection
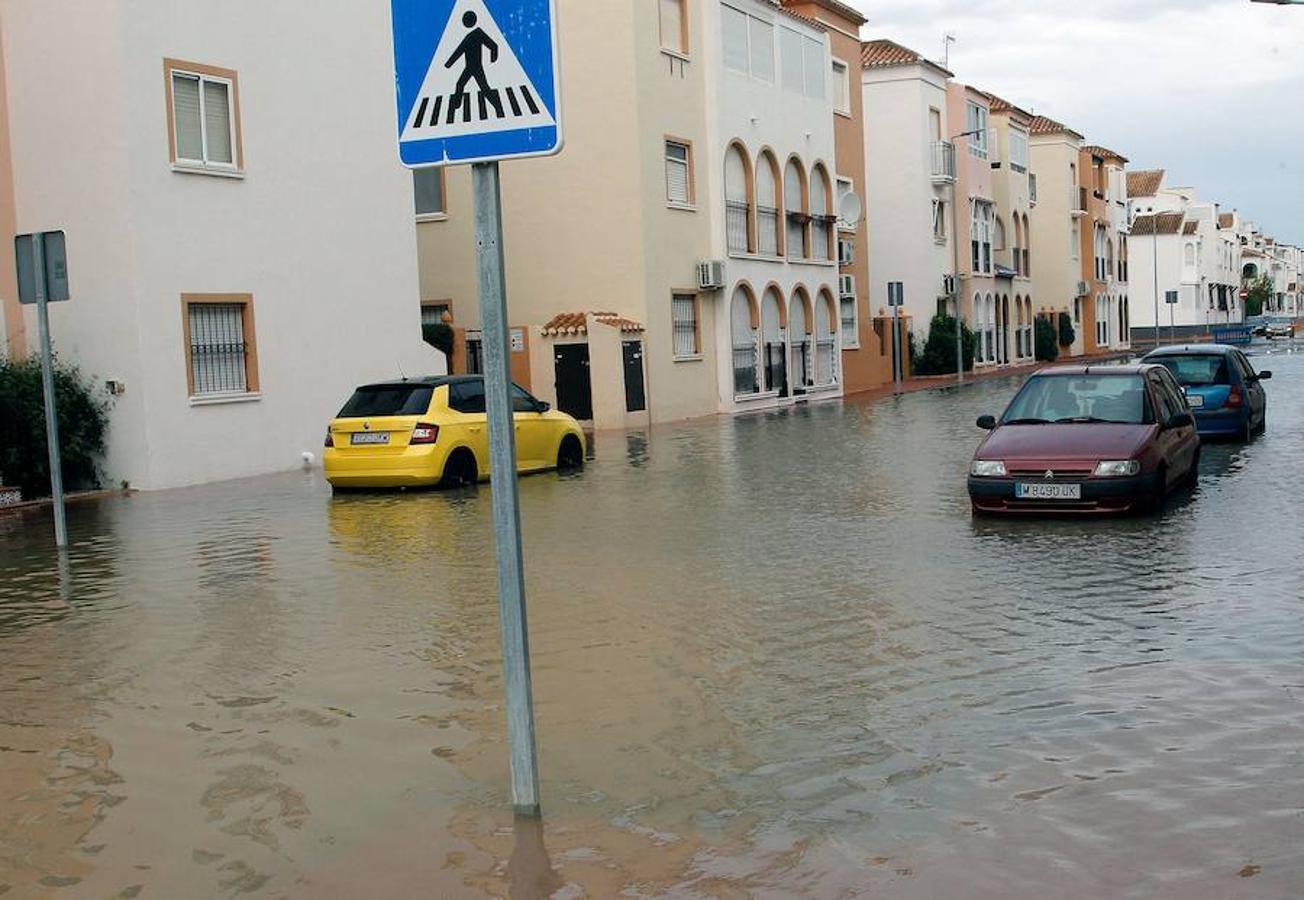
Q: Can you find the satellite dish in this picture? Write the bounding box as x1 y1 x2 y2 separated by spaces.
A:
839 191 864 228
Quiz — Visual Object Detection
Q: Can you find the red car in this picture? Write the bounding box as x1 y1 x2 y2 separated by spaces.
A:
968 365 1201 515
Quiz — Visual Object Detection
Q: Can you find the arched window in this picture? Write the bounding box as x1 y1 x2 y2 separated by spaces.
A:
756 151 781 257
1014 295 1025 358
784 158 807 259
1021 213 1031 276
985 294 996 363
761 287 786 394
1106 239 1115 281
816 291 837 385
790 291 812 389
1184 242 1196 266
730 286 760 396
725 144 754 254
994 217 1007 253
810 164 833 261
1025 297 1034 358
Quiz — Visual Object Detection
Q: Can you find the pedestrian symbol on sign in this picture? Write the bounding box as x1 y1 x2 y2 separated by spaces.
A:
399 0 557 148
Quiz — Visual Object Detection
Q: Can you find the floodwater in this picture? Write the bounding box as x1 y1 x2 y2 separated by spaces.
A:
3 345 1304 899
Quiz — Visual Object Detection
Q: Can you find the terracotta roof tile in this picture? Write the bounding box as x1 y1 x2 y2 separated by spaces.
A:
541 312 645 337
782 0 866 26
984 92 1033 123
1219 212 1235 228
776 5 826 31
1029 115 1083 140
1083 144 1128 163
1183 221 1199 235
860 38 949 74
1130 213 1185 236
1126 169 1165 198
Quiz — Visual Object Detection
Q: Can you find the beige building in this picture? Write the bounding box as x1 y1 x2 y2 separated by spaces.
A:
1028 114 1087 356
986 94 1036 365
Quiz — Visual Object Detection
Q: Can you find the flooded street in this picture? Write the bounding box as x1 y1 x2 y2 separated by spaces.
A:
3 345 1304 899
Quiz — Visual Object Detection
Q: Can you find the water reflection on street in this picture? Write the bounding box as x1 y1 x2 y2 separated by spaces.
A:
2 345 1303 898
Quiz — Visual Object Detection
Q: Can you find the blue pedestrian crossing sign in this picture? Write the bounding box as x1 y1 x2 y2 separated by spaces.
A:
391 0 563 167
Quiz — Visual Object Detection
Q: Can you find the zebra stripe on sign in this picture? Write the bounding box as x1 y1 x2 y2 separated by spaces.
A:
400 0 555 142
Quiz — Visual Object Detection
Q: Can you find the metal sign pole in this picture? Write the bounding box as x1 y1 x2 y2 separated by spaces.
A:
473 160 541 819
33 237 68 549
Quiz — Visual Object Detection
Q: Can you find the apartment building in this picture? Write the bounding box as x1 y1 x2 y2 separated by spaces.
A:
781 0 893 394
1028 115 1088 356
422 0 870 428
1128 170 1246 339
951 85 1000 368
860 39 956 353
986 94 1036 365
1080 146 1131 353
0 1 440 490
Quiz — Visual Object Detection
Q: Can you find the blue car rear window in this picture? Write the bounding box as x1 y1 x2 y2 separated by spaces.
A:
1154 355 1230 387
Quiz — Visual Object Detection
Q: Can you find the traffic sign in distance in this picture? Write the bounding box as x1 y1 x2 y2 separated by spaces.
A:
392 0 562 167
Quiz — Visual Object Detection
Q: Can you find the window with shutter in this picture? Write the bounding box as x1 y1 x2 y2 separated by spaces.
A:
672 295 700 358
779 26 804 94
840 296 859 348
166 60 242 173
802 36 825 100
665 140 693 206
831 60 849 114
659 0 687 55
749 17 775 82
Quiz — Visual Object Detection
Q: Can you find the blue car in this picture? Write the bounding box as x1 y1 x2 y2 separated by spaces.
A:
1141 344 1272 441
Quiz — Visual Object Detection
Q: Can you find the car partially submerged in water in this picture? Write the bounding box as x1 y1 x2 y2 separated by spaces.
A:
968 365 1201 515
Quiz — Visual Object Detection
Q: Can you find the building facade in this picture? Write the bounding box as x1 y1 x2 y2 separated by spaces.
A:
987 94 1036 366
1028 115 1088 356
951 85 999 368
860 39 956 357
1080 146 1131 354
0 0 440 491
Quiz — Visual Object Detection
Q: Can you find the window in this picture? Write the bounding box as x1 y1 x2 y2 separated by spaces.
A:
757 153 781 255
340 384 435 418
965 103 988 159
779 27 825 98
725 144 752 253
731 288 760 396
166 60 241 172
722 5 775 81
1009 129 1029 173
831 59 850 115
749 17 775 81
810 165 832 261
414 169 445 218
970 201 993 274
421 303 450 327
659 0 688 55
932 199 947 242
665 139 694 206
722 6 749 72
1071 220 1081 260
449 379 487 414
511 384 543 413
182 294 258 399
994 217 1007 253
836 177 855 230
840 295 859 348
672 294 701 358
784 158 806 259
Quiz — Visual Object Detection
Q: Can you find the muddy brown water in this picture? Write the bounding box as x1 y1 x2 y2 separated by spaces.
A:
3 345 1303 898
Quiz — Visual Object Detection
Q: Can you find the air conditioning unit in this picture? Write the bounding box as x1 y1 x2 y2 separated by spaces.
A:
838 238 855 266
698 260 726 291
1077 280 1090 297
839 274 856 298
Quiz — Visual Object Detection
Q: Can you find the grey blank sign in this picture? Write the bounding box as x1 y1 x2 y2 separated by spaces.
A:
15 231 70 304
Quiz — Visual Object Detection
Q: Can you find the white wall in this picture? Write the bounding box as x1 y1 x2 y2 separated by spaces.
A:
863 65 951 339
6 0 439 490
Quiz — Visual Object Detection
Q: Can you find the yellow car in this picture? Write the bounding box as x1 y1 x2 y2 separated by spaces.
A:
324 375 586 490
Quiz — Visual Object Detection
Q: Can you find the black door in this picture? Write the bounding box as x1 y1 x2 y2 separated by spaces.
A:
765 342 788 396
623 341 647 413
554 344 593 421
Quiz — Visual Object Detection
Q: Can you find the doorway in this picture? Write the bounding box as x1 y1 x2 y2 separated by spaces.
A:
554 344 593 421
622 340 646 413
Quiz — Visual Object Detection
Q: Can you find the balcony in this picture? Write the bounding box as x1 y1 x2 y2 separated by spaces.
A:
930 140 956 184
1071 186 1088 218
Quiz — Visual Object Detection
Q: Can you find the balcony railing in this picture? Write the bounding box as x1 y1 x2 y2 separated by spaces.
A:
1072 186 1088 217
757 206 780 257
931 140 956 183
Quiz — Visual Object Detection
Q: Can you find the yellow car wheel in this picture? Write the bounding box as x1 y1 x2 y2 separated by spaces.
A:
440 448 479 489
557 435 584 471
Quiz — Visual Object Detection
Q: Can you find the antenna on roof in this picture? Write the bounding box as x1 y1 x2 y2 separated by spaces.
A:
943 33 957 69
397 360 408 382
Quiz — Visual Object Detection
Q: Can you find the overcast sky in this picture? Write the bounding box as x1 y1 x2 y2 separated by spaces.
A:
846 0 1304 241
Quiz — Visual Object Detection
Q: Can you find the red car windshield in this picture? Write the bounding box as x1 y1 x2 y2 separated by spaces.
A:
1002 375 1154 426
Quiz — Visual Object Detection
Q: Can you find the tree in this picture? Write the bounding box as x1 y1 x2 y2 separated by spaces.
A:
911 314 976 376
1244 275 1273 318
1057 312 1076 348
422 322 455 363
0 355 110 500
1035 317 1060 362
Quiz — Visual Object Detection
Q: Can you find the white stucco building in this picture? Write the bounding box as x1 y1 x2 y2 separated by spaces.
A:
0 0 441 491
707 0 842 411
861 39 955 349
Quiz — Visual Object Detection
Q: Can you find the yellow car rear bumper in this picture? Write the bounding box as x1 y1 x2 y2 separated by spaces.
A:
323 445 448 488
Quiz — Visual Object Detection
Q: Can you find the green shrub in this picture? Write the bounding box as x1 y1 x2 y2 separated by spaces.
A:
422 322 455 360
1058 312 1076 347
913 314 977 376
1035 318 1060 362
0 355 110 500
